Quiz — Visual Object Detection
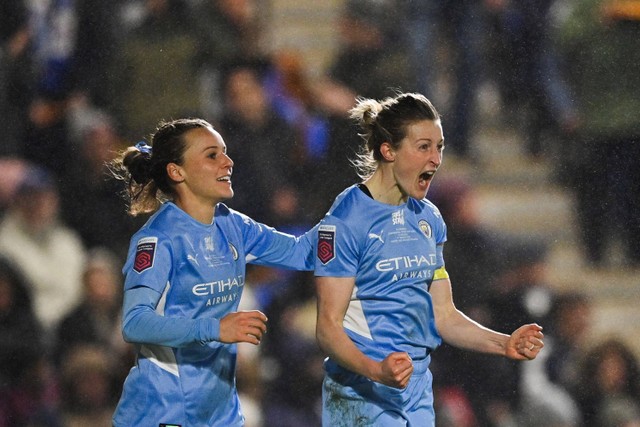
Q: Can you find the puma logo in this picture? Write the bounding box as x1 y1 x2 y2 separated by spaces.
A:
368 231 384 244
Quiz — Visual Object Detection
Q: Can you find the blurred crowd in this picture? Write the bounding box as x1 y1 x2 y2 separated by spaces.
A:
0 0 639 426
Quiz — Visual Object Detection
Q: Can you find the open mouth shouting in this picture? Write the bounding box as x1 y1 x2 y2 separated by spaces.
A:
419 170 436 185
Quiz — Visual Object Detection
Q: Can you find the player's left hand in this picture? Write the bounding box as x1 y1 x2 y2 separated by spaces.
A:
506 323 544 360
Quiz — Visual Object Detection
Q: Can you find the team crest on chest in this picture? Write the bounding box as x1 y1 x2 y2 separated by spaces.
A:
418 219 432 239
229 243 238 260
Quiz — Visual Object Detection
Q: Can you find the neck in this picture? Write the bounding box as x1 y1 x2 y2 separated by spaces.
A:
174 197 217 224
364 168 407 206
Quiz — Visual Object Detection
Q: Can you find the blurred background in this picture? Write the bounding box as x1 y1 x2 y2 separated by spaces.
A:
1 0 639 426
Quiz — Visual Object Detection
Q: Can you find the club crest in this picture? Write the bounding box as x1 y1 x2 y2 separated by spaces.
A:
418 220 432 239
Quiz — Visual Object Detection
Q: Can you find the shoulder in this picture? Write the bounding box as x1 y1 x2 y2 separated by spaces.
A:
326 185 366 220
130 204 177 243
421 198 444 221
215 203 252 228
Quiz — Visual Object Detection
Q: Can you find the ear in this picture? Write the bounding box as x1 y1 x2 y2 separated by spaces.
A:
380 142 395 162
167 163 185 183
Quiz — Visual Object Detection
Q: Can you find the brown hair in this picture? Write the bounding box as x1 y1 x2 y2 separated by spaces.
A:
349 92 440 179
110 118 213 216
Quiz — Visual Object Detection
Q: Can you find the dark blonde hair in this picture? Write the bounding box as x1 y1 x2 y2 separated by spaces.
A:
350 92 440 179
110 118 214 216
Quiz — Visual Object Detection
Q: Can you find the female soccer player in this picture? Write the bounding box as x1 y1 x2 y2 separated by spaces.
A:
110 118 315 426
314 93 544 426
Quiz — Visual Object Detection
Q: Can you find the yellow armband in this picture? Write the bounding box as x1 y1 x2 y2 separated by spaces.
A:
433 266 449 281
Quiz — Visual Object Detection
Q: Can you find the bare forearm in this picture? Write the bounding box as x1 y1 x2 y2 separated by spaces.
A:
438 309 510 356
317 323 379 380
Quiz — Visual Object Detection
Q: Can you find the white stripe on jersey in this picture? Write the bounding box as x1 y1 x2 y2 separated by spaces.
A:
343 285 373 339
140 344 179 377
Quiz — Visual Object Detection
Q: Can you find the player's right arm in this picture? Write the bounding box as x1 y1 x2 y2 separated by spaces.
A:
122 286 267 346
315 276 413 389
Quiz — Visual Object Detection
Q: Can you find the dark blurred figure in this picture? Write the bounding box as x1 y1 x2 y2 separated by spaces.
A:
0 165 85 331
427 177 500 313
429 177 555 426
310 0 412 209
53 248 134 387
545 292 593 396
0 158 30 216
20 90 74 183
260 272 324 427
575 338 640 427
487 0 577 158
0 256 43 389
262 50 332 219
219 63 306 226
59 110 142 259
400 0 488 158
316 0 413 106
72 0 122 110
0 346 61 427
557 0 640 267
193 0 268 121
0 0 34 156
515 291 593 427
59 344 121 427
480 239 558 426
112 0 201 139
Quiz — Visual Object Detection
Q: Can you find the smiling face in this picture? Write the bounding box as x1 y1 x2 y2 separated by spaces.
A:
388 119 444 201
170 126 234 209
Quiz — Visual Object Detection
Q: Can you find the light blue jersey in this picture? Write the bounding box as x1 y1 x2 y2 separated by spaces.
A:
315 185 447 426
113 202 314 427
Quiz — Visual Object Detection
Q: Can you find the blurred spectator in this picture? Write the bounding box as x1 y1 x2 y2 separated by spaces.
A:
518 293 588 427
545 291 593 395
0 0 34 156
236 270 266 427
487 0 577 158
309 0 415 212
72 1 122 110
400 0 487 158
260 272 323 427
27 0 77 100
428 177 557 427
0 351 61 427
575 338 640 427
427 177 501 313
0 256 43 389
59 344 120 427
53 248 133 385
58 107 142 259
193 0 268 121
112 0 201 139
262 50 333 219
428 177 507 426
556 0 640 267
20 90 75 183
0 165 86 331
312 0 413 116
0 158 30 214
219 62 306 225
488 239 554 332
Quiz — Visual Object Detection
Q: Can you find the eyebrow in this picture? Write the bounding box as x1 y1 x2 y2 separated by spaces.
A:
203 145 226 153
415 138 445 144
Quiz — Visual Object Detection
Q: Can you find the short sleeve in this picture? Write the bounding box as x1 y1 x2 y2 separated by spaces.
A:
314 215 359 277
123 232 173 293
